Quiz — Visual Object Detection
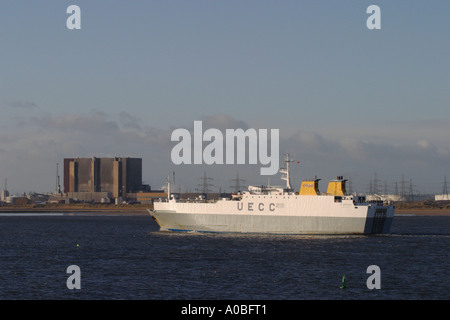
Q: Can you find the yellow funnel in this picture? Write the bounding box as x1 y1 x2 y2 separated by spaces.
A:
299 179 321 195
327 176 347 196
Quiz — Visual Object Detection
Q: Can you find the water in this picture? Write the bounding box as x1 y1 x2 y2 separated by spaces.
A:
0 214 448 300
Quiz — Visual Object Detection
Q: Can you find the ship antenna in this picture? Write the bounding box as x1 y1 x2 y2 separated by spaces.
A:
280 153 294 190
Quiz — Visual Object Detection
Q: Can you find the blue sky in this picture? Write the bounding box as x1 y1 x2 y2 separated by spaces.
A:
0 1 449 195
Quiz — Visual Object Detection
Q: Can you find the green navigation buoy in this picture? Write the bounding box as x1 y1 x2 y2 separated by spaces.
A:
340 274 346 289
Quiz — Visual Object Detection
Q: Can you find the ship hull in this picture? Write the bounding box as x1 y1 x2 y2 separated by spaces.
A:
149 211 393 234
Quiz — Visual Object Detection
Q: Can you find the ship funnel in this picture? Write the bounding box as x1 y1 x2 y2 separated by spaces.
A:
299 178 321 195
327 176 347 196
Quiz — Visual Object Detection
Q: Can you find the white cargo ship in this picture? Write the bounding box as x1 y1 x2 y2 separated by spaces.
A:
148 155 394 234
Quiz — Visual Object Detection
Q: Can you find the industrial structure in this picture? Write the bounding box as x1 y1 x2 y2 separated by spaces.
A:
0 178 8 202
63 157 146 202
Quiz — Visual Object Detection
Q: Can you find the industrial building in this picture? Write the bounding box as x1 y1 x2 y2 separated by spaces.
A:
64 157 145 202
0 189 9 202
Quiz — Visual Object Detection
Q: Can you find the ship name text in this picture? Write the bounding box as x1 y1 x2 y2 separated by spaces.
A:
237 202 275 212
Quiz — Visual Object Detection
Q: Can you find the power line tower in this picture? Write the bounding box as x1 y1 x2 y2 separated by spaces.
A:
56 163 61 194
383 180 389 195
400 174 408 200
230 173 245 193
373 172 381 195
408 178 416 202
442 176 448 196
197 171 214 194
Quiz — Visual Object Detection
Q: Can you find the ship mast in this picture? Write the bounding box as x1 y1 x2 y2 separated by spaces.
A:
167 174 171 201
280 153 294 190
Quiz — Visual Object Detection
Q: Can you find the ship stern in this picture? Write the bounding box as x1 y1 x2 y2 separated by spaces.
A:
363 205 395 234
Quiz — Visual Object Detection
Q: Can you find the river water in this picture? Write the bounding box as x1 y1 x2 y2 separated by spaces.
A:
0 214 448 300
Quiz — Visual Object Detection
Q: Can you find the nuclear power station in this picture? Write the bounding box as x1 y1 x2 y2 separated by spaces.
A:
63 157 145 202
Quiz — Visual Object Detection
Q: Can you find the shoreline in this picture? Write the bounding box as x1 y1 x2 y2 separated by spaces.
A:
0 204 150 215
1 205 450 216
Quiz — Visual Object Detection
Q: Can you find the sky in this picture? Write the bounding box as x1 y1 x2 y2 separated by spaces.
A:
0 0 449 195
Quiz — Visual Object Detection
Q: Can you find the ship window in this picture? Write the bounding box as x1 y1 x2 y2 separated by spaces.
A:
334 196 342 203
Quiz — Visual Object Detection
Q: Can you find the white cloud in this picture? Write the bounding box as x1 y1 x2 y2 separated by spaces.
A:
416 139 434 149
201 114 250 130
118 111 143 131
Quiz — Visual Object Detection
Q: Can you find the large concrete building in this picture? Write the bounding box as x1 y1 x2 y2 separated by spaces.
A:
64 157 143 200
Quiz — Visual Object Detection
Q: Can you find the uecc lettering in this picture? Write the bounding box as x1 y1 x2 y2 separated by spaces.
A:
237 202 275 212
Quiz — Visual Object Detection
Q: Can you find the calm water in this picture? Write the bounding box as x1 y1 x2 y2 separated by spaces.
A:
0 214 448 300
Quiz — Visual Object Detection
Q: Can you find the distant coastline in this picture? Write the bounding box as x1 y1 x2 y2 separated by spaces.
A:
1 202 450 216
395 208 450 216
0 203 151 215
395 200 450 216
